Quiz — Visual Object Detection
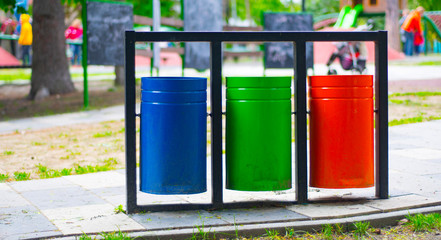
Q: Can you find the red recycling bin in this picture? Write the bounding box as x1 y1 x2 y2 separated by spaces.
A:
309 75 374 188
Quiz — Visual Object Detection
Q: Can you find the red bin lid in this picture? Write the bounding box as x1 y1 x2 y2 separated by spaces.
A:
308 75 373 87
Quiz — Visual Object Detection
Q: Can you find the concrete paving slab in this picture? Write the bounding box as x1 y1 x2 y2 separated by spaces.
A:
390 171 441 199
21 186 107 210
137 192 189 205
287 202 380 219
0 188 30 207
177 192 212 204
0 183 10 191
389 154 441 175
63 171 125 189
391 148 441 160
364 194 441 212
212 207 308 224
0 205 61 239
130 210 229 230
42 204 145 235
8 177 76 192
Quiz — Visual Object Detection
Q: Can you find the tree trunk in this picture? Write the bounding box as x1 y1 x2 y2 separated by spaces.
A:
29 0 75 100
386 0 401 51
114 65 125 86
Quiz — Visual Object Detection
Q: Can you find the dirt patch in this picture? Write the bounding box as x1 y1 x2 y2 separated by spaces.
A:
0 120 128 179
0 81 126 121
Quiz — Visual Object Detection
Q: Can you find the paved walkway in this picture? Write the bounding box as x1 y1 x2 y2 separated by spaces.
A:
1 107 441 239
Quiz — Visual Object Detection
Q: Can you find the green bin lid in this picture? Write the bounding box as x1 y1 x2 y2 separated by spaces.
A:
226 76 291 88
227 88 291 100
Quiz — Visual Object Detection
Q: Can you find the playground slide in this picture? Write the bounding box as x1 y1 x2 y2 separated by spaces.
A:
334 4 363 29
334 5 351 28
341 4 363 28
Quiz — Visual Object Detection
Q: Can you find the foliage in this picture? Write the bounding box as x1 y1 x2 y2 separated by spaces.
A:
306 0 340 17
407 0 441 11
232 0 292 25
128 0 179 19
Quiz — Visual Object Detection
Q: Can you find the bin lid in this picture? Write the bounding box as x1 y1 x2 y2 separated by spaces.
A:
309 87 373 98
309 75 373 87
141 77 207 91
226 76 291 88
141 90 206 103
227 88 291 100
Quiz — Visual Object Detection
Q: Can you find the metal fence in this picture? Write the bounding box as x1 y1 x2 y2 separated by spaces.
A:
124 30 389 214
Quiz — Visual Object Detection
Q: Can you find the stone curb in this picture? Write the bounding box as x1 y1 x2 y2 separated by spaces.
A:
46 205 441 240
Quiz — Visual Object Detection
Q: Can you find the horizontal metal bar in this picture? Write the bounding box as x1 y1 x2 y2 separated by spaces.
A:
133 31 380 43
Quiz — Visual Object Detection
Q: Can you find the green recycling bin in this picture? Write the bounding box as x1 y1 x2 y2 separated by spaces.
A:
226 76 292 191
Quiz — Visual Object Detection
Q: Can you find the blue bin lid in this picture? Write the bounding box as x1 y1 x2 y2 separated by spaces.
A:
141 77 207 91
141 90 206 103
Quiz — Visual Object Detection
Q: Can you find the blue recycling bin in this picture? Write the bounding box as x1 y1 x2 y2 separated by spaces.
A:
140 77 207 194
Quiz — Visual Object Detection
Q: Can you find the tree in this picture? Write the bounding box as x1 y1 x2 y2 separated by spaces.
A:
385 0 400 51
30 0 75 99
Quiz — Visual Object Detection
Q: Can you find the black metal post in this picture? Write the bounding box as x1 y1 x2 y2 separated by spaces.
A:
210 41 224 208
375 31 389 199
125 30 137 214
294 40 308 204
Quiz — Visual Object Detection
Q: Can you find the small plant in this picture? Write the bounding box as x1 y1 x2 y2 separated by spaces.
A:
406 213 441 232
114 204 126 214
61 168 72 176
352 221 371 238
31 141 45 146
321 224 334 240
265 229 280 239
3 150 14 156
93 131 114 138
0 173 10 182
14 171 31 181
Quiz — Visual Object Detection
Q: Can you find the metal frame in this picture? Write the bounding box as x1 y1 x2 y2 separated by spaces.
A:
125 31 389 214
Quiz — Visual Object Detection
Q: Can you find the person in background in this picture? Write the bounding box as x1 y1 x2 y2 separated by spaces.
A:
0 16 18 57
401 6 425 56
65 19 83 65
18 13 32 65
399 9 409 50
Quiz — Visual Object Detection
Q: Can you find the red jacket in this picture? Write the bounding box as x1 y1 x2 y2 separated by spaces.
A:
401 10 422 34
65 26 83 40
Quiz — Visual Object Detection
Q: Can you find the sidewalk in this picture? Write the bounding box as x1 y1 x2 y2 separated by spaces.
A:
1 108 441 239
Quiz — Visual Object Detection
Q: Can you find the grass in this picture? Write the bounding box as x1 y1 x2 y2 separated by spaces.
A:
3 150 14 155
36 164 72 178
0 69 116 82
1 157 119 182
114 204 126 214
13 171 30 181
406 213 441 232
389 115 441 126
79 230 132 240
0 173 10 182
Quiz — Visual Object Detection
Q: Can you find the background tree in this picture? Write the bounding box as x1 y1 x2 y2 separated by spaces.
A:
385 0 400 51
30 0 75 99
